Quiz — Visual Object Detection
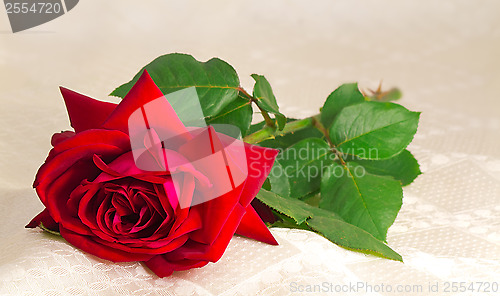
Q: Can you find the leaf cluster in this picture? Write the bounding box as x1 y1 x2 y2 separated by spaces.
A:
111 53 421 261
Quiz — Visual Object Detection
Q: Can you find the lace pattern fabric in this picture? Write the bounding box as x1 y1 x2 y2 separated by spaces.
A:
0 0 499 295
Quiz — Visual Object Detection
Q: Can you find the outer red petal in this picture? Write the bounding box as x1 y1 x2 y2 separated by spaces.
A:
51 131 76 147
188 182 245 245
235 205 278 245
60 227 154 262
35 129 130 188
40 160 99 231
91 235 190 256
102 70 187 136
165 204 247 262
60 87 117 133
145 256 208 278
43 129 130 164
35 145 122 192
239 144 279 207
25 208 59 232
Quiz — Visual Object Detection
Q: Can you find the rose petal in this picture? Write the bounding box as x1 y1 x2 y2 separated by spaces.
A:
39 159 97 234
59 87 117 133
166 203 246 262
164 206 202 240
235 205 278 245
35 130 130 190
60 227 154 262
188 181 245 245
77 182 104 230
152 183 174 221
238 144 278 207
51 131 76 147
145 256 208 278
92 154 170 185
25 208 59 232
92 233 189 255
48 130 129 160
92 151 200 184
102 70 188 137
35 145 120 202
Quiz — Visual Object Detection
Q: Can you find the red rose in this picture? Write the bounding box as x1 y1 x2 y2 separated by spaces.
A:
27 71 278 277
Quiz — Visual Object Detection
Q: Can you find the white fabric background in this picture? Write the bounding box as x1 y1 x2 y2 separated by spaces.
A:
0 1 499 295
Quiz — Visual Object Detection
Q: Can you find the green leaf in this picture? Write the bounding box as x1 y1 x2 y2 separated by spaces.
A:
353 149 421 186
258 125 324 150
262 178 272 191
256 189 312 224
306 207 403 262
276 113 287 131
267 160 291 197
205 94 253 137
270 211 311 230
256 189 402 261
320 162 403 241
248 120 266 135
301 190 321 207
251 74 286 130
330 101 420 160
278 138 332 198
321 83 365 129
251 74 280 114
111 53 240 118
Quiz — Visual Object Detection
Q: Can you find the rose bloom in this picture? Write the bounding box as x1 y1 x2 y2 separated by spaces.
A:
27 71 279 277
